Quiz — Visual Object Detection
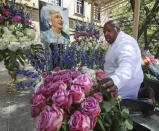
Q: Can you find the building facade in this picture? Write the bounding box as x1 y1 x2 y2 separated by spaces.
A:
15 0 110 43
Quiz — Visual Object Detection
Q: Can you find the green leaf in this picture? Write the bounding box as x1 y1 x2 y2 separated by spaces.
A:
123 120 133 130
97 117 106 131
121 108 130 118
102 100 115 112
17 55 25 66
0 53 3 61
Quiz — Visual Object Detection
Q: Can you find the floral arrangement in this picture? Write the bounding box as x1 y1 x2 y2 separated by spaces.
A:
71 22 105 51
0 0 38 71
30 67 133 131
142 50 159 80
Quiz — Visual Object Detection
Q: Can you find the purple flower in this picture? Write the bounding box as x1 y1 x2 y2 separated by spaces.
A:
76 39 80 43
12 16 21 22
68 111 90 131
81 97 100 118
74 35 79 39
36 105 63 131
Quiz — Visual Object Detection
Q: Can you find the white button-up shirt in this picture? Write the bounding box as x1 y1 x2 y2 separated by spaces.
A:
104 31 143 99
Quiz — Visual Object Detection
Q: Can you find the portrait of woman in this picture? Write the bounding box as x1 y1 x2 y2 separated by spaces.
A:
40 3 70 45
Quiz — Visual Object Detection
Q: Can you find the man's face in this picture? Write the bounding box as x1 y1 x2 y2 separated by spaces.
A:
50 12 63 30
103 24 119 44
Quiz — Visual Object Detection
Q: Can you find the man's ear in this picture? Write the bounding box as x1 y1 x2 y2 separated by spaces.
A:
116 27 120 32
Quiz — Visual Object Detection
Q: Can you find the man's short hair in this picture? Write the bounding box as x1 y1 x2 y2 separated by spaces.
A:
104 20 119 28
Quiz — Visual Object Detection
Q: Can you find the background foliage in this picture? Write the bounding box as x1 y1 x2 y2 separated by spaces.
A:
110 0 159 57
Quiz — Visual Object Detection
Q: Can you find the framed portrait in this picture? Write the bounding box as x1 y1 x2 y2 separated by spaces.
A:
39 2 70 45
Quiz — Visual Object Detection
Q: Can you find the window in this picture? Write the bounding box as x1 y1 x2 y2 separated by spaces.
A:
49 0 62 6
94 4 100 21
75 0 84 15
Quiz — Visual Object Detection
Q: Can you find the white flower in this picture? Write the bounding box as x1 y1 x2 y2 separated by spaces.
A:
81 66 96 80
3 27 12 35
8 42 20 52
0 39 9 50
24 29 35 40
16 31 24 37
87 42 92 48
21 41 32 49
3 34 18 42
8 25 16 31
19 36 30 42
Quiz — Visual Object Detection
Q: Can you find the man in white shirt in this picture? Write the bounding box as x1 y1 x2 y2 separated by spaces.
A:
99 20 144 99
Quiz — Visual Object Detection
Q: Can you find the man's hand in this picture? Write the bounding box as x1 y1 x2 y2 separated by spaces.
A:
98 77 118 94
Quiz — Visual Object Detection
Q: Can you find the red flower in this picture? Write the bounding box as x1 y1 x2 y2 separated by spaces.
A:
1 8 6 13
5 11 11 17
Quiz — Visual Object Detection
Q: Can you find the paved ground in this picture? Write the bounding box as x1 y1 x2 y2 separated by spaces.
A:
0 63 36 131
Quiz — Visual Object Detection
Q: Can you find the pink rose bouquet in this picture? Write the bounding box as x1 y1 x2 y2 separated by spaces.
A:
30 67 132 131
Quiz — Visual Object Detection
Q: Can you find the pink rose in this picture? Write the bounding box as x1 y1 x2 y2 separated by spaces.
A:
95 71 105 81
112 92 119 98
52 87 69 106
59 70 71 75
81 97 100 118
78 66 82 71
36 84 48 96
94 92 103 102
31 105 41 117
54 67 60 72
52 74 61 82
69 111 90 131
24 18 30 23
71 71 80 79
48 80 67 96
61 73 72 85
31 94 46 109
30 93 38 104
36 105 63 131
70 85 85 104
73 74 93 94
41 72 48 78
44 75 53 84
0 16 3 23
12 16 21 22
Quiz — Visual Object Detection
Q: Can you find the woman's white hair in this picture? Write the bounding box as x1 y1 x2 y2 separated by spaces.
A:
40 4 63 29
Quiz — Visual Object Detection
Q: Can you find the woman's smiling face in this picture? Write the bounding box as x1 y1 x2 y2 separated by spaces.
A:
50 11 63 30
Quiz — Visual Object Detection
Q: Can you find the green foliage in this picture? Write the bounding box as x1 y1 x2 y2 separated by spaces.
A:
95 86 133 131
110 0 159 56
